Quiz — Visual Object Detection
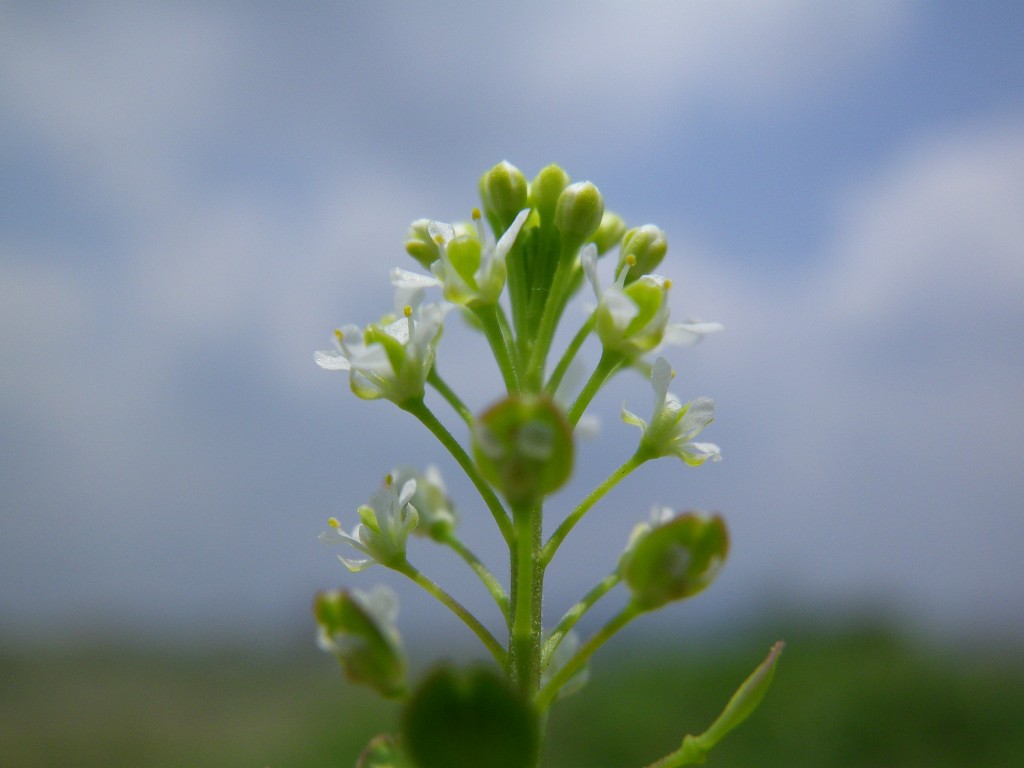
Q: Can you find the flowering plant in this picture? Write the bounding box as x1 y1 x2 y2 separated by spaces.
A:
314 161 781 767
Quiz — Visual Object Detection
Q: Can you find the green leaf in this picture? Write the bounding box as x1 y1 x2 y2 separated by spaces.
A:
643 642 784 768
401 665 540 768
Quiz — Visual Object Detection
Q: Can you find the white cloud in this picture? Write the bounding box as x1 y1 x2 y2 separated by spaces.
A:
657 114 1024 631
527 0 916 112
826 116 1024 327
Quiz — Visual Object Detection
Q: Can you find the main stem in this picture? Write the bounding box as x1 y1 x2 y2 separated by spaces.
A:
509 500 543 696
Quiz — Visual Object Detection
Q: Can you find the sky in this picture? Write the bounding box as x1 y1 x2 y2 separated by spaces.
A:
2 1 1022 650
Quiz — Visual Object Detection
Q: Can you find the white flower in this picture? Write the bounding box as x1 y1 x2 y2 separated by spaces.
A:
389 465 457 539
622 357 721 465
314 300 448 405
390 207 530 307
584 249 724 356
583 246 673 356
319 474 420 571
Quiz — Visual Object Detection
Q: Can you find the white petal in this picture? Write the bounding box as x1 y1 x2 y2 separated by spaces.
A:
603 288 639 329
661 320 724 347
397 479 417 508
391 267 442 289
651 357 672 404
351 344 393 374
314 350 351 370
427 220 455 245
683 442 722 463
495 208 531 258
338 553 376 572
680 397 715 435
382 316 410 345
582 245 601 299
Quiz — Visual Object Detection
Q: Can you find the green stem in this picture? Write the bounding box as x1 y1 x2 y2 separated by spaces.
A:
509 501 544 696
544 315 595 397
542 571 620 667
494 303 518 367
475 303 520 392
401 398 514 546
427 368 473 427
394 560 505 665
541 451 646 567
565 348 625 426
536 601 642 711
440 531 510 618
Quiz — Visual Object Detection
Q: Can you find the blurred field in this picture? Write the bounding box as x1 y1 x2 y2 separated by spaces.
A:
2 620 1022 767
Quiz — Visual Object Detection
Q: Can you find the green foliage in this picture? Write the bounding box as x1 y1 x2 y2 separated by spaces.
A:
402 666 540 768
3 626 1023 767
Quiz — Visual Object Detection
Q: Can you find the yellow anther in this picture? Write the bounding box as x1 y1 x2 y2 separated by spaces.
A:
664 279 673 290
433 234 445 245
334 328 344 342
328 517 341 528
625 254 637 266
385 473 393 486
471 207 482 220
403 305 413 318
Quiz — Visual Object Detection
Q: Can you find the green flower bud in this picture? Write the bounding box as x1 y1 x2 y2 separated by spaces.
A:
481 161 528 230
404 219 441 269
555 181 605 241
590 211 627 255
314 586 407 698
620 510 728 611
528 163 571 222
473 394 573 506
402 666 540 768
618 224 668 283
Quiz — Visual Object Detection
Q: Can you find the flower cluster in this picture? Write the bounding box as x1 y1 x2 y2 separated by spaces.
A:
312 161 780 768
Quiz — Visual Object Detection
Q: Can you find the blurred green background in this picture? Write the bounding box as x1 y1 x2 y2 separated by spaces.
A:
4 617 1022 768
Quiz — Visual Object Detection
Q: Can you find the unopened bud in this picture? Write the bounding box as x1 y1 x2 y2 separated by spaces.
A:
619 224 668 282
481 161 528 231
555 181 604 240
529 164 571 222
590 211 627 254
405 219 440 269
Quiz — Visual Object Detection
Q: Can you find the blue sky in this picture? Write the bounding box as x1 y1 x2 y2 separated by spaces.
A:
2 1 1022 648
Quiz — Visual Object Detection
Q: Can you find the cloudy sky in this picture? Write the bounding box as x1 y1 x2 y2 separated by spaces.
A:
2 1 1022 649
